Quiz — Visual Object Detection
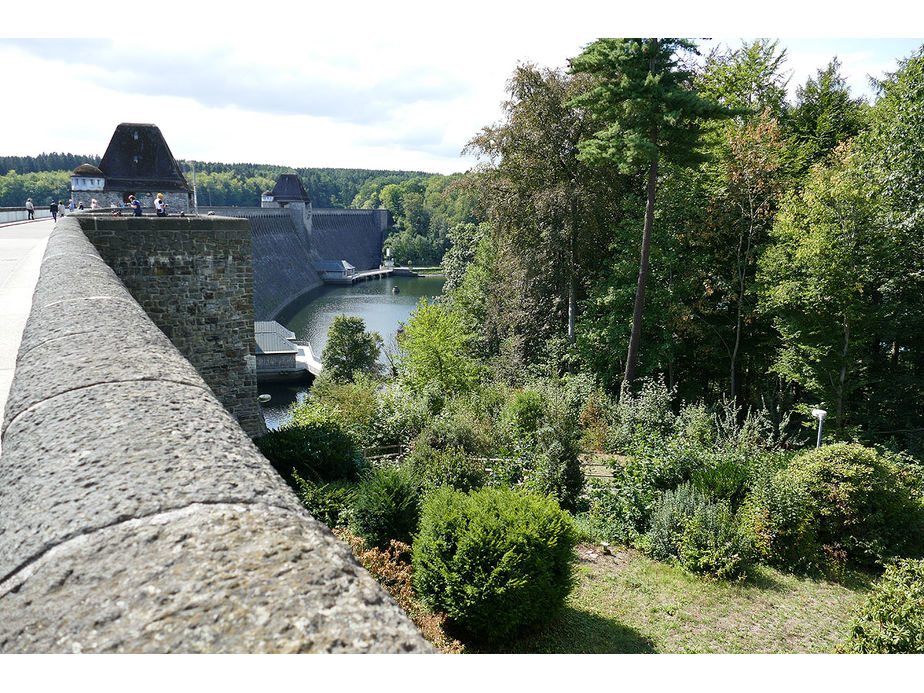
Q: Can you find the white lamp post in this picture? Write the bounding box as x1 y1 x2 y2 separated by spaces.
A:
811 408 827 448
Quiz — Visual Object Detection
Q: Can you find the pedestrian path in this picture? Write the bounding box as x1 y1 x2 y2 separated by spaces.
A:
0 219 54 454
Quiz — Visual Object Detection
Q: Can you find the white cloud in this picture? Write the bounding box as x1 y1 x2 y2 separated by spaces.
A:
1 4 922 174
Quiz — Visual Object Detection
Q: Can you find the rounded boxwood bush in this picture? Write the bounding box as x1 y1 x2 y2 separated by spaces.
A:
844 559 924 653
256 423 363 486
412 486 576 644
350 465 421 550
786 443 924 567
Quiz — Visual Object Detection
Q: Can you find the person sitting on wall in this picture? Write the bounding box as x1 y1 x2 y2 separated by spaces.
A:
129 195 142 216
154 192 168 216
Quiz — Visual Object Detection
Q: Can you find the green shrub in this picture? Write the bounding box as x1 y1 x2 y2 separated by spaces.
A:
844 559 924 653
350 465 421 550
644 483 750 579
415 406 492 456
372 383 430 448
645 483 706 561
256 418 363 485
499 389 545 439
292 473 357 529
412 486 576 644
407 444 487 493
690 449 752 509
740 466 819 570
787 443 924 567
578 474 653 546
520 426 584 512
605 377 676 453
307 372 380 446
677 499 750 580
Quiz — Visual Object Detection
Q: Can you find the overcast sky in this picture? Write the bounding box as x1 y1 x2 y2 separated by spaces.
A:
2 1 921 175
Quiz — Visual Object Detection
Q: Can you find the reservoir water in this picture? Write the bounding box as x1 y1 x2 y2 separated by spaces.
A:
259 274 445 430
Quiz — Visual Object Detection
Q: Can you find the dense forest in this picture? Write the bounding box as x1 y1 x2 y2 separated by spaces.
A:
434 38 924 459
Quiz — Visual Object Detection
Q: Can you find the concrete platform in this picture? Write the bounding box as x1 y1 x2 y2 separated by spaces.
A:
0 219 54 454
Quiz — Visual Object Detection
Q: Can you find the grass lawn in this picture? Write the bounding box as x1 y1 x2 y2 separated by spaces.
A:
492 545 872 654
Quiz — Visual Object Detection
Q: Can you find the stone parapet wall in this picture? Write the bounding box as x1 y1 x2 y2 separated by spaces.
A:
0 217 431 653
78 214 264 437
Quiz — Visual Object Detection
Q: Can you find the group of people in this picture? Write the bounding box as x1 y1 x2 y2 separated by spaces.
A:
24 194 167 221
124 193 168 216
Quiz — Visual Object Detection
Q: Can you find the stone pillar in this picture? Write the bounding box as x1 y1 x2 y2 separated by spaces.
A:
78 215 266 438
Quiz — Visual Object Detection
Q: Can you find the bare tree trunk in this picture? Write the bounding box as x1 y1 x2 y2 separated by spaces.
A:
624 146 658 387
568 194 577 344
837 317 850 434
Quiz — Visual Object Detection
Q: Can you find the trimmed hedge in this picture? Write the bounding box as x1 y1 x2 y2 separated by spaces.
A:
412 486 576 644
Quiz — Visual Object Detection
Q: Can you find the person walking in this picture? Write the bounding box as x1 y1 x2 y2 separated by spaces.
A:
25 198 34 220
154 193 167 216
49 200 59 221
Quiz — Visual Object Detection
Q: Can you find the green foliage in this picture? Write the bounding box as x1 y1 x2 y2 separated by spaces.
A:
321 314 383 382
406 445 487 494
350 465 421 550
605 378 677 453
697 39 790 116
644 484 750 580
366 383 430 448
844 559 924 653
412 486 576 643
397 299 483 394
786 443 924 567
414 405 493 456
787 57 867 169
463 63 627 370
258 404 364 484
292 473 357 529
358 173 478 265
740 463 819 569
307 371 381 445
499 389 545 439
0 169 71 207
569 38 742 171
757 144 881 432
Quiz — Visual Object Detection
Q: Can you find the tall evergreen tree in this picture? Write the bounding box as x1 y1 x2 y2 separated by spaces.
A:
569 38 742 389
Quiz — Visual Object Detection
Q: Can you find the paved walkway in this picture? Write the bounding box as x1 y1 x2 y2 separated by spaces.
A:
0 219 54 453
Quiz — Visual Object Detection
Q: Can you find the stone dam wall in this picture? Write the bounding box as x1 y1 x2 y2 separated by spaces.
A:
0 216 431 653
201 206 388 321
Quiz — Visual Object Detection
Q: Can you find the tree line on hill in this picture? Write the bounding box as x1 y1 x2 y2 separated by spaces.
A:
0 154 475 266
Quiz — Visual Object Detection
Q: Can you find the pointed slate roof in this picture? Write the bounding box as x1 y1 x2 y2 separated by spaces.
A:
98 123 190 192
271 174 311 204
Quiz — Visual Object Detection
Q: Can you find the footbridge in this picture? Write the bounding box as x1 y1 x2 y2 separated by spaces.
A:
0 215 430 653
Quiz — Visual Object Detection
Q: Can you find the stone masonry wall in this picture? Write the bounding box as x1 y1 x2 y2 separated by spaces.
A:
0 217 431 653
79 214 265 437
